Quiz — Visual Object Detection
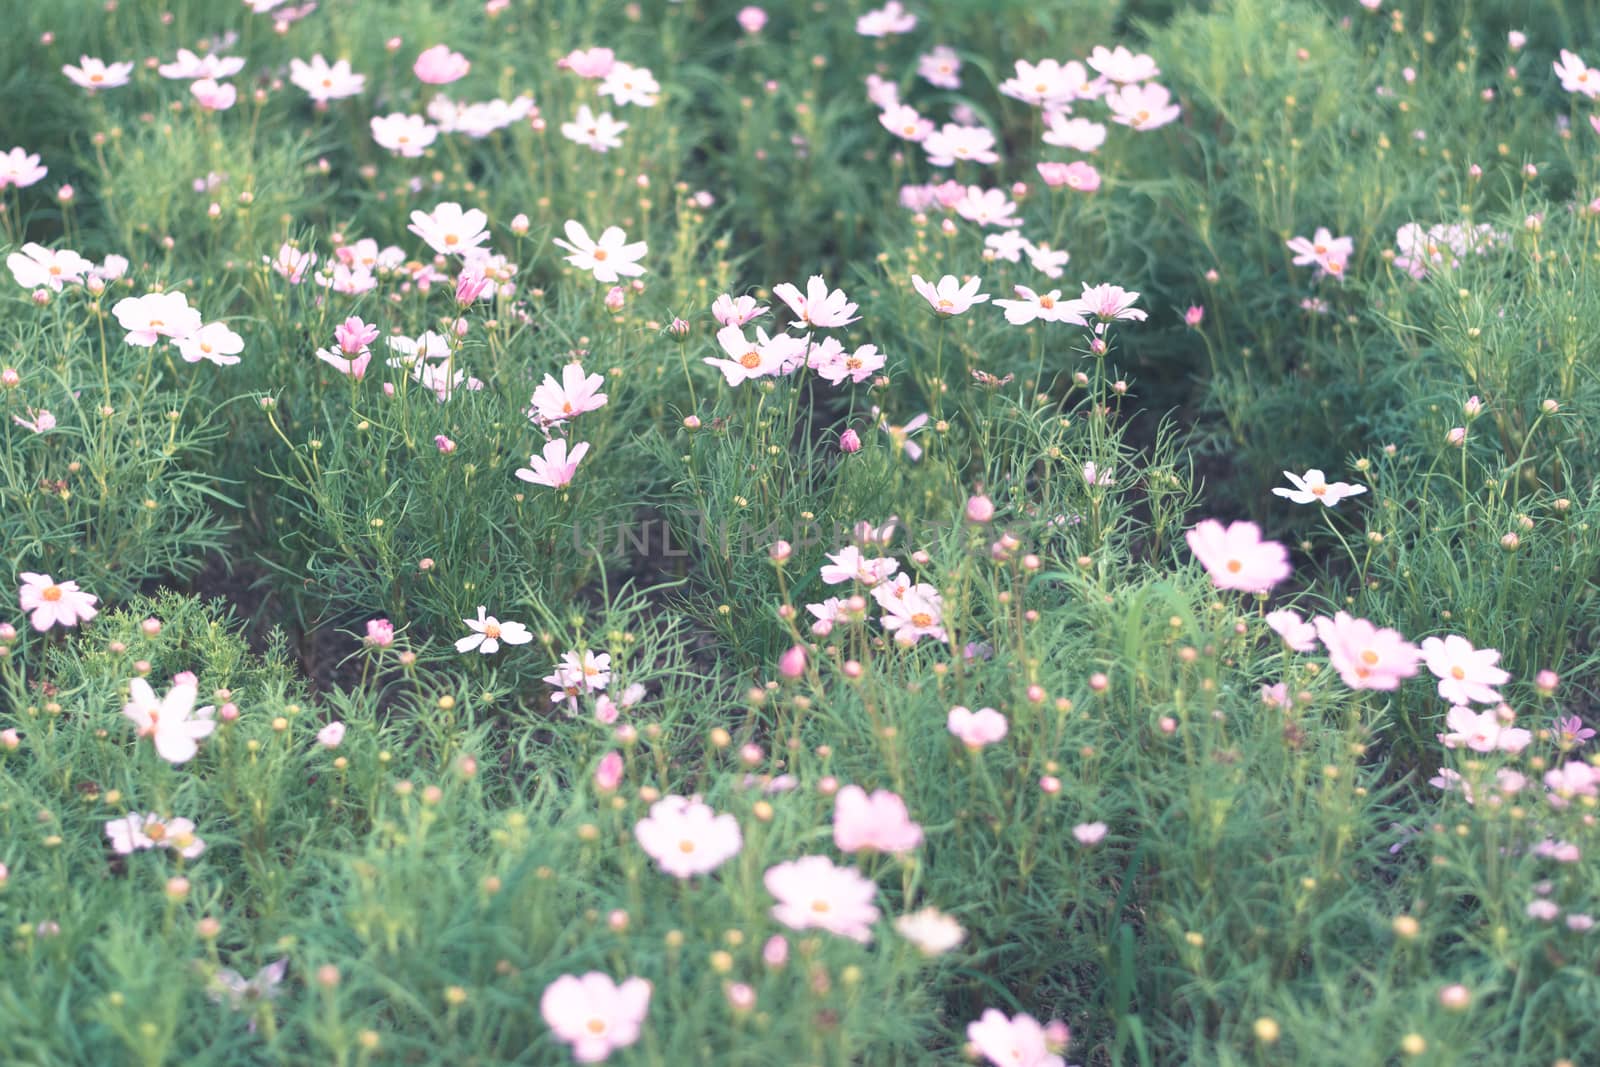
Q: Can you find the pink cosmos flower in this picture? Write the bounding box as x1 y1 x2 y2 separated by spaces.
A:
553 221 647 283
175 322 244 367
999 59 1079 110
1286 228 1354 280
1184 519 1291 593
561 105 627 152
1037 160 1101 192
516 438 590 489
765 855 880 942
1265 609 1318 652
1420 635 1510 705
634 795 743 878
913 274 989 316
159 49 245 81
598 63 660 108
967 1010 1067 1067
820 546 899 586
18 572 98 631
545 648 613 709
879 412 930 461
922 123 1000 167
316 721 346 748
13 409 56 434
414 44 470 85
1544 761 1599 807
994 285 1079 326
541 973 651 1063
455 606 533 655
1272 468 1366 506
105 813 206 859
947 705 1008 748
954 186 1022 228
918 46 963 89
807 338 885 386
189 78 237 111
1088 45 1161 83
1437 704 1530 754
894 907 965 956
559 48 616 79
408 202 490 256
288 55 366 102
595 751 624 791
267 243 316 283
1065 282 1147 327
1105 82 1182 131
705 324 806 385
1554 50 1600 97
856 0 916 37
880 104 935 142
773 275 859 330
0 147 48 190
879 583 948 645
1042 114 1108 153
1313 611 1421 691
370 113 438 157
316 344 371 380
711 293 768 326
1556 716 1595 751
112 291 204 347
7 243 94 291
737 7 767 34
63 56 134 92
833 786 923 854
122 678 216 764
529 362 608 424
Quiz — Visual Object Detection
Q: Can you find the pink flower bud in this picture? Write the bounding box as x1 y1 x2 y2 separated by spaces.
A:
365 618 395 647
763 934 789 967
595 750 624 792
1463 395 1483 417
737 6 767 33
456 270 491 305
1536 669 1559 695
141 618 162 636
1 729 20 751
769 540 792 563
510 213 530 235
779 644 807 679
604 286 626 311
1184 305 1205 327
317 721 346 748
434 435 456 454
966 494 995 523
220 703 240 722
1039 775 1061 794
1446 426 1467 447
839 428 861 453
683 415 701 430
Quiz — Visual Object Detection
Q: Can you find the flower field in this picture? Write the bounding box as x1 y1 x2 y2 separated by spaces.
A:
2 0 1599 1063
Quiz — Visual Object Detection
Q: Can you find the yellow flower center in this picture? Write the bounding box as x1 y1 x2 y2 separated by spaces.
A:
594 249 608 260
678 839 696 853
739 351 762 369
911 612 933 627
811 899 831 913
483 623 501 639
145 821 168 842
1360 649 1380 666
41 585 63 602
586 1018 607 1035
1451 666 1465 680
1225 559 1242 573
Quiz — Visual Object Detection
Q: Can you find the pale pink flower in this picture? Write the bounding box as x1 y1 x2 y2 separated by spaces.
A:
833 786 923 854
455 606 533 655
1026 242 1071 278
947 705 1008 748
1184 519 1291 593
0 147 48 190
315 721 346 748
159 49 245 81
954 186 1022 227
559 48 616 79
1073 821 1110 846
189 78 237 111
597 62 660 108
541 973 651 1063
383 330 451 368
1420 635 1509 705
1088 45 1160 84
112 291 203 346
7 243 93 291
18 572 98 631
1104 82 1182 130
414 44 470 85
807 338 884 386
704 324 806 385
545 649 612 708
912 274 989 316
865 73 900 110
62 56 134 92
1554 50 1600 98
879 412 930 461
999 59 1078 110
595 751 624 791
175 322 244 367
634 795 743 878
516 438 590 489
12 409 56 434
773 275 860 329
1544 761 1600 807
765 855 880 942
918 46 962 89
879 583 947 645
967 1010 1066 1067
288 55 366 102
856 0 916 37
560 105 627 152
711 293 768 326
994 285 1080 326
1437 704 1530 754
122 678 216 764
1265 609 1318 652
105 813 206 859
1272 468 1367 506
1286 228 1354 280
1042 113 1108 152
553 221 647 283
922 123 1000 167
529 362 608 424
1313 611 1421 691
1065 282 1147 327
737 7 767 34
880 104 935 142
267 243 316 283
408 202 489 256
370 113 438 157
894 907 965 956
820 546 899 586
